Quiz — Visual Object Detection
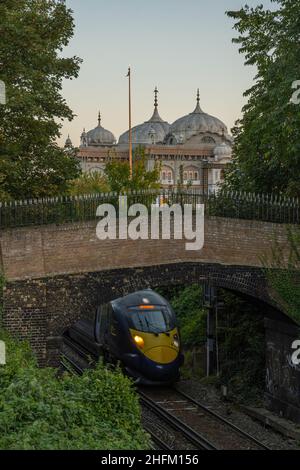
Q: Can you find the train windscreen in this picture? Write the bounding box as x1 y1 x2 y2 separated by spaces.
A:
128 308 175 334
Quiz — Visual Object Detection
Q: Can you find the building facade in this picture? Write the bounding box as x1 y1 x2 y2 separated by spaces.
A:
65 89 233 192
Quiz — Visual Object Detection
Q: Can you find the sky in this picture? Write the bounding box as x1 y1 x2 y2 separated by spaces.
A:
59 0 274 146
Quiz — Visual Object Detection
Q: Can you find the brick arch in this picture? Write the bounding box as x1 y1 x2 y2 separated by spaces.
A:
3 262 292 367
42 262 290 363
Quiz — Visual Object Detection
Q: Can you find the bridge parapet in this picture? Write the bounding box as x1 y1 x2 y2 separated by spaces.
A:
0 189 299 229
0 215 294 282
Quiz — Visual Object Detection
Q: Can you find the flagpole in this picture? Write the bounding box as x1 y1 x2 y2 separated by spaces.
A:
127 66 133 179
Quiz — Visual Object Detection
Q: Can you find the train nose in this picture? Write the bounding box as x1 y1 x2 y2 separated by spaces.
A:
145 346 178 364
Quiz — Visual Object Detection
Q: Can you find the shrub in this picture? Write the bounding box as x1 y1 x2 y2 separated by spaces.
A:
0 332 149 450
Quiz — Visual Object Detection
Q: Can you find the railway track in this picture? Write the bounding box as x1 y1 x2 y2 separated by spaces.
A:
139 390 217 450
60 352 84 375
139 387 271 450
60 337 270 450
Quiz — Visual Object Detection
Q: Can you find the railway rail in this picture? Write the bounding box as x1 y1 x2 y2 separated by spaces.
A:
139 391 217 450
60 336 271 450
139 387 271 450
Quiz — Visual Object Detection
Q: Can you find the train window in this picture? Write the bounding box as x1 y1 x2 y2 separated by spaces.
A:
127 308 175 334
106 304 118 337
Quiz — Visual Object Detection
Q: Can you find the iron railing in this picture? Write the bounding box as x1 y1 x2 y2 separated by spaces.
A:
0 189 299 229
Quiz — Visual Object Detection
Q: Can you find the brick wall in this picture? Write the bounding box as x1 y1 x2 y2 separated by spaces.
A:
0 216 291 282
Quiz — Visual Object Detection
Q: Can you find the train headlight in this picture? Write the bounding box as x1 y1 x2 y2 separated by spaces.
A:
172 336 180 348
134 335 144 349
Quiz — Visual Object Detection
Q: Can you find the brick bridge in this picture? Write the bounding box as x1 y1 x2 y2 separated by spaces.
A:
0 191 300 423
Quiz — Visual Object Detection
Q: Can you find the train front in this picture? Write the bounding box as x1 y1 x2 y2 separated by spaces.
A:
114 291 184 385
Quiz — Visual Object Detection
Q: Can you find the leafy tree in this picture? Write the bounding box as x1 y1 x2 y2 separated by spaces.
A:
105 146 160 193
0 0 82 199
69 172 110 196
225 0 300 197
265 227 300 323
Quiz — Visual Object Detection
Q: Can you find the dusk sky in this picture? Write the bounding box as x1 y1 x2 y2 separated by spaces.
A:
60 0 274 146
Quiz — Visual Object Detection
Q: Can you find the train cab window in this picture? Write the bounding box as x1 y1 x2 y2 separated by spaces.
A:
95 304 112 343
127 308 175 334
104 304 118 337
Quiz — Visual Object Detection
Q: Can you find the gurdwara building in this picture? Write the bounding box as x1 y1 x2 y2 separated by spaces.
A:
65 89 233 192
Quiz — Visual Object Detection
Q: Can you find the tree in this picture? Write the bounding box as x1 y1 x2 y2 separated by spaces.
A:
69 171 109 196
0 0 82 199
225 0 300 197
105 146 160 193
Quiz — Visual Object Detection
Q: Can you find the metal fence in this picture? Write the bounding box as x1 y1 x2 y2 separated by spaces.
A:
0 189 299 229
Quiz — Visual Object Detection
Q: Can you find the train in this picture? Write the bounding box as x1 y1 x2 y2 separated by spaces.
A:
65 289 184 385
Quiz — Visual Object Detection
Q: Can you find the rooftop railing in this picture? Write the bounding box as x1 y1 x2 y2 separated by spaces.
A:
0 189 299 229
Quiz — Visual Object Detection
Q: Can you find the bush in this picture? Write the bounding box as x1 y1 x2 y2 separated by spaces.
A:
0 332 149 450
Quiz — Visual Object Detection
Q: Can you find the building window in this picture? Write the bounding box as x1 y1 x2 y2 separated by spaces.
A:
194 171 199 180
162 171 166 180
202 136 216 144
168 172 172 181
189 171 193 180
183 172 187 181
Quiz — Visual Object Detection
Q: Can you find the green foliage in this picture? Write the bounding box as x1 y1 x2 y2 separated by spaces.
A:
225 1 300 197
265 227 300 323
105 146 160 193
157 285 206 348
0 332 149 450
0 0 82 199
69 172 110 196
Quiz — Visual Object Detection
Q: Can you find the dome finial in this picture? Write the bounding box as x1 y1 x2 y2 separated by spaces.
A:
148 87 164 123
193 88 203 114
98 111 101 126
154 86 158 109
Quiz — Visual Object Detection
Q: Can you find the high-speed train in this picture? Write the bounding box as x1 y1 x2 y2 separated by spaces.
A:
66 290 184 385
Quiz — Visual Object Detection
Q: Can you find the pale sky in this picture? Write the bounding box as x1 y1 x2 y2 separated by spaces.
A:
59 0 274 146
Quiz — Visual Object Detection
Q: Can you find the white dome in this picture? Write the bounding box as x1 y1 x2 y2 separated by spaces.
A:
119 88 170 145
169 90 228 144
86 113 116 147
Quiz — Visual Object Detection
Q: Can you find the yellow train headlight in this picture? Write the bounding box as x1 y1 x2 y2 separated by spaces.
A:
134 335 144 349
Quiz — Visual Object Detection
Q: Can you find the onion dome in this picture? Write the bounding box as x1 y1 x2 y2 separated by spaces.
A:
168 90 228 144
86 112 116 147
64 134 73 149
118 87 170 145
